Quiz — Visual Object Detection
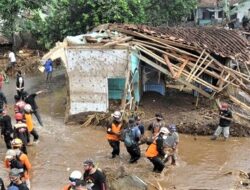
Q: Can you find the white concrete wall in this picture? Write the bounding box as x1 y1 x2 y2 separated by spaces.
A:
65 48 128 115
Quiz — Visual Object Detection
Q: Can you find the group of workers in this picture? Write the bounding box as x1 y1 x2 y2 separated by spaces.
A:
107 111 179 173
62 159 107 190
0 68 44 190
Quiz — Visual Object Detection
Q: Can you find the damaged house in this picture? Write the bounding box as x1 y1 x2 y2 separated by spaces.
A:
43 24 250 126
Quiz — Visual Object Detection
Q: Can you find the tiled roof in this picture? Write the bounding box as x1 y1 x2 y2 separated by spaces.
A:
108 23 250 64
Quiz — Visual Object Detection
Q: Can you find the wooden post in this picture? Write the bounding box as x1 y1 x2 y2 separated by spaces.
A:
174 59 189 80
163 54 176 77
121 49 131 110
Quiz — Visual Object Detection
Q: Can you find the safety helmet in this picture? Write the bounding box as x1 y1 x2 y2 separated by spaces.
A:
112 111 121 120
24 104 32 113
69 170 82 182
168 124 177 132
83 159 94 167
15 113 23 121
5 149 17 160
11 138 23 148
159 127 170 135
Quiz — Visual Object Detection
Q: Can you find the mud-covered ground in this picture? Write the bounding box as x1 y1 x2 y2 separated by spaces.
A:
138 91 250 137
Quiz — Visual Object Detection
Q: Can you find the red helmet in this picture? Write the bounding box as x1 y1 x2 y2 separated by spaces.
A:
15 113 23 120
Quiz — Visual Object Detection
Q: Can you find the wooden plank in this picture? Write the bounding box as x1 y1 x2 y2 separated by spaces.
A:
174 59 189 79
104 36 133 47
121 50 131 109
229 95 250 112
163 54 176 77
133 31 200 58
135 53 212 98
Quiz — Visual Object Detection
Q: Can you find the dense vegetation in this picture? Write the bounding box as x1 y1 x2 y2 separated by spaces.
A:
0 0 196 49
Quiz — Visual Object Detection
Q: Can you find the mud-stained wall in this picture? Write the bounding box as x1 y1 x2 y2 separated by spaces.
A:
65 48 128 115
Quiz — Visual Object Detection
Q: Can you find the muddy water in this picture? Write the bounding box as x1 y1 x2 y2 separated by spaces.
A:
0 71 250 190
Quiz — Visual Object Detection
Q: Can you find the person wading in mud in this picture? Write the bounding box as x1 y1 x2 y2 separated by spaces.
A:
0 91 7 113
16 71 24 100
13 113 29 155
106 111 122 158
83 159 107 190
211 102 233 141
0 110 14 149
145 127 170 173
23 104 39 145
148 113 165 138
63 170 83 190
122 117 141 163
164 124 179 166
9 139 32 189
7 168 29 190
23 91 44 127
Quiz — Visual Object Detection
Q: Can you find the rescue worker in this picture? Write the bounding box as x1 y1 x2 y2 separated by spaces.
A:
83 159 107 190
14 95 26 114
122 117 141 163
24 104 39 144
16 71 24 100
13 113 29 154
164 124 179 166
148 113 165 138
145 127 169 173
0 110 14 149
44 58 53 82
4 149 25 178
7 168 29 190
106 111 122 158
23 91 44 127
0 91 7 113
211 102 233 140
9 139 31 189
135 115 145 137
63 170 83 190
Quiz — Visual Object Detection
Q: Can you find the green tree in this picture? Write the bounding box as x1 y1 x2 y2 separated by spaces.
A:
0 0 47 37
144 0 197 26
29 0 145 49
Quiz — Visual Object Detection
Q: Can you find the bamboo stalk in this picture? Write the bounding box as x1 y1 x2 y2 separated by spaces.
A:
193 59 213 81
187 49 205 81
229 95 250 112
187 53 209 82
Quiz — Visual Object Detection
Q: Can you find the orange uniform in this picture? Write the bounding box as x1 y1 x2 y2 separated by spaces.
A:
145 139 158 158
106 123 122 141
24 113 34 132
5 152 31 180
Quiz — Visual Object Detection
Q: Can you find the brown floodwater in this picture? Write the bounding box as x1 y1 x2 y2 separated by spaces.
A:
0 71 250 190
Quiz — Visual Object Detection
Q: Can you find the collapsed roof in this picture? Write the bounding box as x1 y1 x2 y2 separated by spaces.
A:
45 23 250 122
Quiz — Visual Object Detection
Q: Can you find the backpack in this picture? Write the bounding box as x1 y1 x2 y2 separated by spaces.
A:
124 128 135 147
10 156 25 177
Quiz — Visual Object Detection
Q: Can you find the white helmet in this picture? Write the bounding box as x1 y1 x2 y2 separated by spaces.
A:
24 104 32 113
69 170 82 181
112 111 121 119
5 149 16 160
159 127 170 135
